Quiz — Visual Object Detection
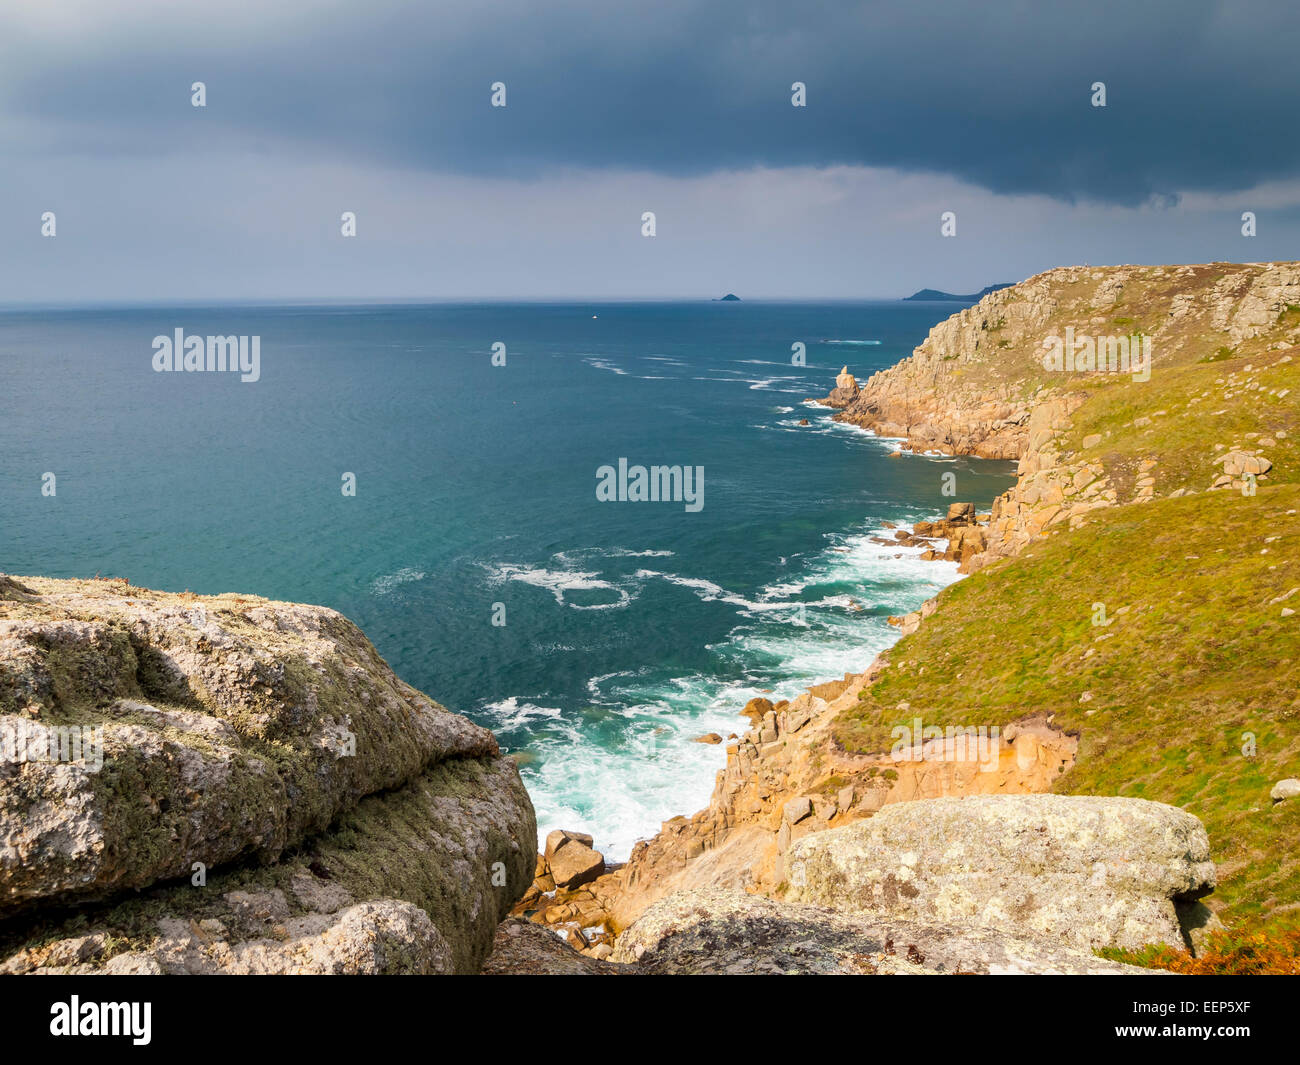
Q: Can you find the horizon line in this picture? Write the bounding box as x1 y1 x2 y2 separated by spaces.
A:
0 294 979 312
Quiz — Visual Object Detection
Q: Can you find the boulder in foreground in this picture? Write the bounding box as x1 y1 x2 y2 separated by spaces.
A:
785 794 1215 952
612 889 1159 974
1271 778 1300 803
0 576 536 974
482 918 627 976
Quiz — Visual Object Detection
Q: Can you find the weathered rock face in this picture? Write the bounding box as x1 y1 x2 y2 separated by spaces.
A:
970 394 1108 570
822 283 1040 459
824 365 861 406
905 505 992 569
825 262 1300 461
0 576 536 974
598 685 1075 932
11 899 454 976
611 889 1159 975
1 755 535 975
482 918 627 976
544 829 606 890
785 794 1215 952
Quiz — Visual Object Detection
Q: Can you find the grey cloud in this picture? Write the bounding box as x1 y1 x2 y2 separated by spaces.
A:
2 0 1297 205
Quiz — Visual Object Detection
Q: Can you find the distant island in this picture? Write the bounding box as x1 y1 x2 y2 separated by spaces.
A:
904 284 1013 302
715 293 741 301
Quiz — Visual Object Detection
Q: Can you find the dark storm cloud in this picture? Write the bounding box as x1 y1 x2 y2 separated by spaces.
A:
2 0 1296 205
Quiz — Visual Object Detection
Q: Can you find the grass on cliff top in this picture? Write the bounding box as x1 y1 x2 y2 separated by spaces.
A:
925 263 1300 417
834 482 1300 937
1054 350 1299 502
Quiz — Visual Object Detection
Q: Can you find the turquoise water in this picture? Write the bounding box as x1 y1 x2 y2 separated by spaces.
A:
0 301 1015 856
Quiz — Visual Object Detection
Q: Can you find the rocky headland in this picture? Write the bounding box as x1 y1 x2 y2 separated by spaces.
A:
822 261 1299 570
904 283 1014 302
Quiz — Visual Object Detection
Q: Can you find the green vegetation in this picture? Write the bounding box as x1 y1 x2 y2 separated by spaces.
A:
1060 359 1298 502
836 484 1300 936
834 264 1300 954
1101 928 1300 974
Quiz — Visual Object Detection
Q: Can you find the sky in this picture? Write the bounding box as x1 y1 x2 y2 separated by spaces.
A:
1 0 1297 301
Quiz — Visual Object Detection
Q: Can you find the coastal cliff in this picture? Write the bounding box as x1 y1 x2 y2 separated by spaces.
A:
828 260 1300 570
511 260 1300 972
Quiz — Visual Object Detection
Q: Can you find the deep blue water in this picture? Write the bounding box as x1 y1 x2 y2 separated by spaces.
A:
0 301 1014 855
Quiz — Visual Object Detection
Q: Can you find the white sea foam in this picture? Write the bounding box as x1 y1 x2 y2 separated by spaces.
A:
506 514 967 859
585 669 641 698
521 674 773 857
370 567 426 595
481 696 565 731
734 358 826 368
582 356 630 376
594 547 674 558
548 546 675 567
486 563 633 610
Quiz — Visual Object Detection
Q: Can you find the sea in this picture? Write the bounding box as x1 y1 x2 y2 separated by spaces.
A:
0 300 1015 858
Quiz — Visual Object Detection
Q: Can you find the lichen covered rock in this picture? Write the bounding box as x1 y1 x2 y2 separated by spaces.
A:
785 794 1215 952
612 889 1159 974
0 576 536 974
0 576 496 914
482 918 627 976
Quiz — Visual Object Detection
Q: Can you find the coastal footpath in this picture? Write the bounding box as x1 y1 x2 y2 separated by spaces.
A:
513 261 1300 972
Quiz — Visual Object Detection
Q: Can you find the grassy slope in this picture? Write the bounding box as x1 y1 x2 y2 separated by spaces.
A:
837 485 1300 932
834 265 1300 937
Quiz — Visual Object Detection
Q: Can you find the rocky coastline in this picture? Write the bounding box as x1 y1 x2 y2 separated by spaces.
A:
5 260 1299 973
501 260 1300 971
